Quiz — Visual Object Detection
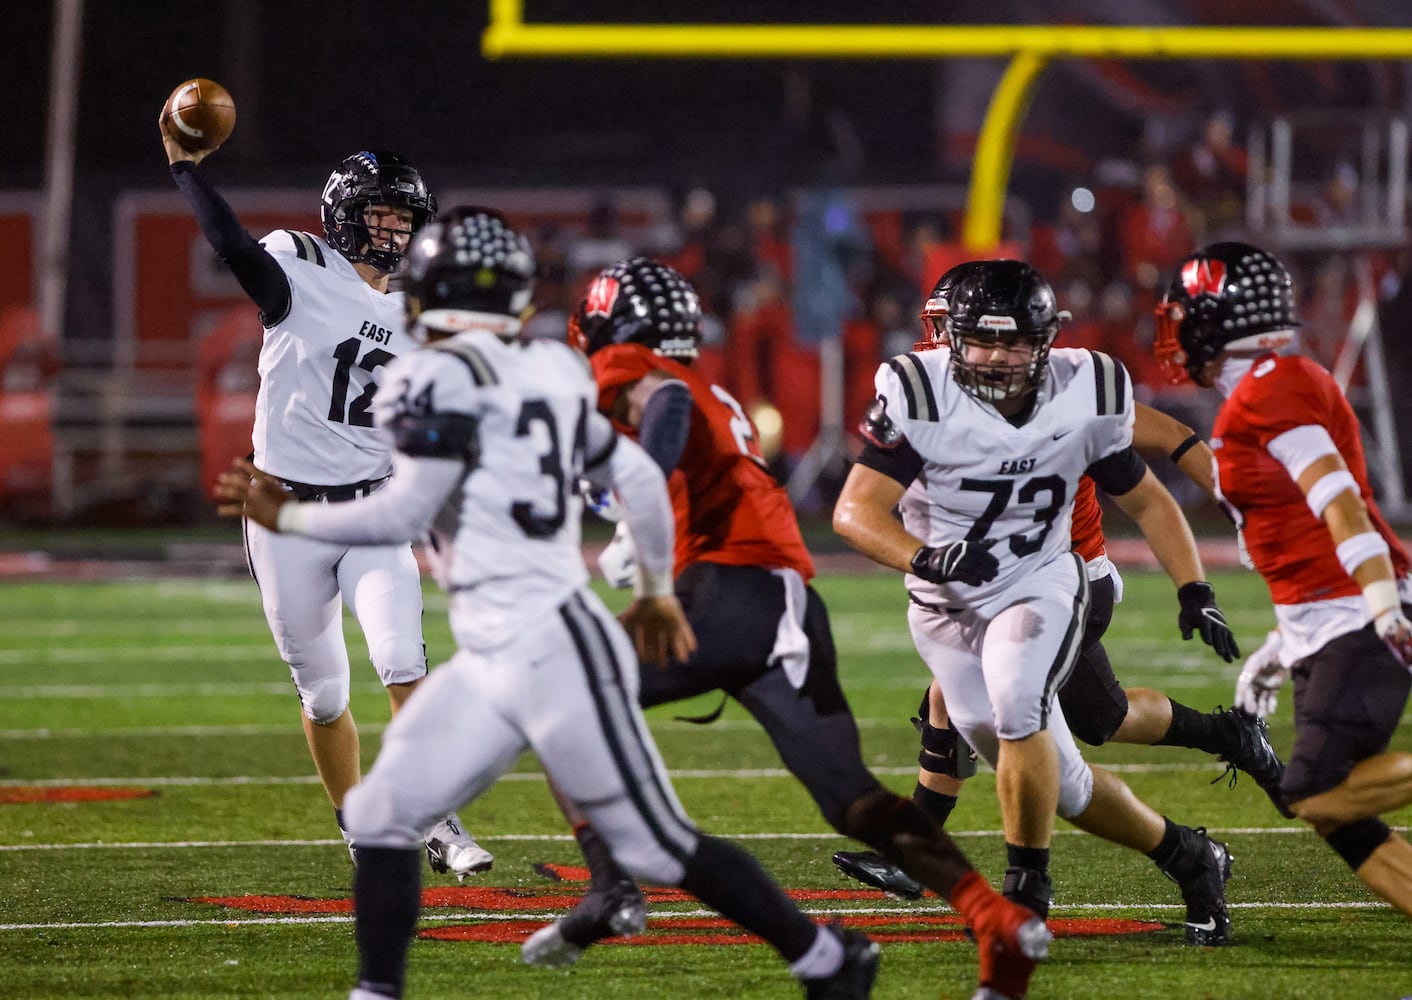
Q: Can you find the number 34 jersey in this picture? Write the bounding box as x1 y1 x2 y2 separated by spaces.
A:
252 229 406 486
374 331 601 650
591 343 815 580
876 347 1135 609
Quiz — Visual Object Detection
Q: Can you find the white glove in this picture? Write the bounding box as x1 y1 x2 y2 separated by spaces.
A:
597 521 637 589
580 479 624 522
1374 608 1412 669
1236 528 1255 570
1234 629 1289 718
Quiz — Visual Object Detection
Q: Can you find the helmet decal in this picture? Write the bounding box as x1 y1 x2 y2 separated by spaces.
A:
584 275 621 318
1180 258 1228 298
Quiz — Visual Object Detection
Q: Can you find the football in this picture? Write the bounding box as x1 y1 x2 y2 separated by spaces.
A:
163 78 236 152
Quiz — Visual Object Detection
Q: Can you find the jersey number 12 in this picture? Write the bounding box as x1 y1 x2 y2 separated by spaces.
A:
328 338 394 426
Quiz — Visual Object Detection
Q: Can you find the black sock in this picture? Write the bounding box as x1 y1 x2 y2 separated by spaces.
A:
353 847 422 999
1155 699 1222 752
334 807 347 832
679 835 817 962
912 784 958 828
1145 817 1183 866
575 822 629 890
1005 843 1050 874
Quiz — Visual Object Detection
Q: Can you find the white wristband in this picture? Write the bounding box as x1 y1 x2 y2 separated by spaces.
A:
275 501 308 535
634 568 676 599
1363 578 1401 620
1305 470 1358 519
1336 530 1390 578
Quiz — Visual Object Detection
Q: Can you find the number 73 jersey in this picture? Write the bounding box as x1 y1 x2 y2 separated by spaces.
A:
252 229 405 485
590 343 815 580
877 346 1135 608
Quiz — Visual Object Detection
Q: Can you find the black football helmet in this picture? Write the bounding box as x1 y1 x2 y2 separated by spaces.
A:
401 206 535 341
946 260 1067 403
1153 241 1298 384
568 257 703 361
321 151 437 273
916 260 991 351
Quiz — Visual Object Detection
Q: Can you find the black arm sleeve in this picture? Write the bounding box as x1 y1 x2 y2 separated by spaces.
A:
391 412 481 465
638 380 693 475
1087 445 1149 497
856 439 926 487
169 161 291 324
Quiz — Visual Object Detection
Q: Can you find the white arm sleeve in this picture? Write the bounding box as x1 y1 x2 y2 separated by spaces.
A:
604 432 675 597
1267 424 1340 482
277 451 463 545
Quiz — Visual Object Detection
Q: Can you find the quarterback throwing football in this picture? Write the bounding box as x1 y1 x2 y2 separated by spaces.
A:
161 118 489 875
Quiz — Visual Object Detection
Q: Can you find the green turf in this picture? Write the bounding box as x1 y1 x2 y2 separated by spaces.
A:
1 569 1408 999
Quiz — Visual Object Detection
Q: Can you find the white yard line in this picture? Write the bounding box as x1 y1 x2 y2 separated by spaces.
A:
0 824 1367 852
0 898 1389 933
0 762 1232 789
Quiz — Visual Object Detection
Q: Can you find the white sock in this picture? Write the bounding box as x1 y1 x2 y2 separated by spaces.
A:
789 926 844 979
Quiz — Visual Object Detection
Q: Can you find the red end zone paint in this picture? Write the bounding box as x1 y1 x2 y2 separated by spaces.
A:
193 882 1164 943
0 787 154 804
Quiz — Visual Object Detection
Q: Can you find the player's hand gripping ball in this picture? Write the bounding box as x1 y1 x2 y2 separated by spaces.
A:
162 78 236 152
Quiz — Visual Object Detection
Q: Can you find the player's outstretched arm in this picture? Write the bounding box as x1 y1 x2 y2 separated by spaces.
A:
159 109 290 321
1133 402 1216 499
1112 467 1240 661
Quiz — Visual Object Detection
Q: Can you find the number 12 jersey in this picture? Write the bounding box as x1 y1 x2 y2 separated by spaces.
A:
252 229 406 485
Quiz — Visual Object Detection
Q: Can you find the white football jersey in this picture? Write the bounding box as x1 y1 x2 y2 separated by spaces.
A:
372 331 601 650
875 347 1134 608
252 230 407 485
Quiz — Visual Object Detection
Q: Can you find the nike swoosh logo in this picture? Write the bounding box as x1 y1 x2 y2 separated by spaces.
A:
1185 918 1218 932
1052 430 1072 440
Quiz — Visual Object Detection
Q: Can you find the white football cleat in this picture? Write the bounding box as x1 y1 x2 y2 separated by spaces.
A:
424 815 493 879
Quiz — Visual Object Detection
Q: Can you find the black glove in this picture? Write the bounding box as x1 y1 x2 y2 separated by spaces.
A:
911 541 999 587
1177 581 1240 662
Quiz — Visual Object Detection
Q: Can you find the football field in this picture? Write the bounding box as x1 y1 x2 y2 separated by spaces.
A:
1 568 1408 999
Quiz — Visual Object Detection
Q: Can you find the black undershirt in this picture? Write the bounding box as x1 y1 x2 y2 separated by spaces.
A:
169 161 291 325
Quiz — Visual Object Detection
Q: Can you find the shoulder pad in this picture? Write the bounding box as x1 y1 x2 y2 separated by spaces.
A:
428 338 500 386
261 230 327 266
858 395 906 448
884 352 940 422
1087 350 1130 417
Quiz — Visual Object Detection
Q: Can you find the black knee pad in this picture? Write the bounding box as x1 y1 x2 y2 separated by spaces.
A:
911 715 978 779
1324 817 1392 872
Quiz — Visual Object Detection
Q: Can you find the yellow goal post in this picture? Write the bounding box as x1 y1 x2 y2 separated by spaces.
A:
481 0 1412 252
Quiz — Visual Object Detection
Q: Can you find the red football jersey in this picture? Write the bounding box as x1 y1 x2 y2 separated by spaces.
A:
1213 353 1408 606
590 343 815 580
1070 476 1106 563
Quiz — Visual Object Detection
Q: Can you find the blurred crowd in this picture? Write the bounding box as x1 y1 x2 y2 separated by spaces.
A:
512 110 1402 480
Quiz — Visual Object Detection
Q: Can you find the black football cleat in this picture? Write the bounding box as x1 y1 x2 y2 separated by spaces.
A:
1214 707 1293 818
802 927 881 999
831 851 925 901
520 878 649 967
1158 825 1233 946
